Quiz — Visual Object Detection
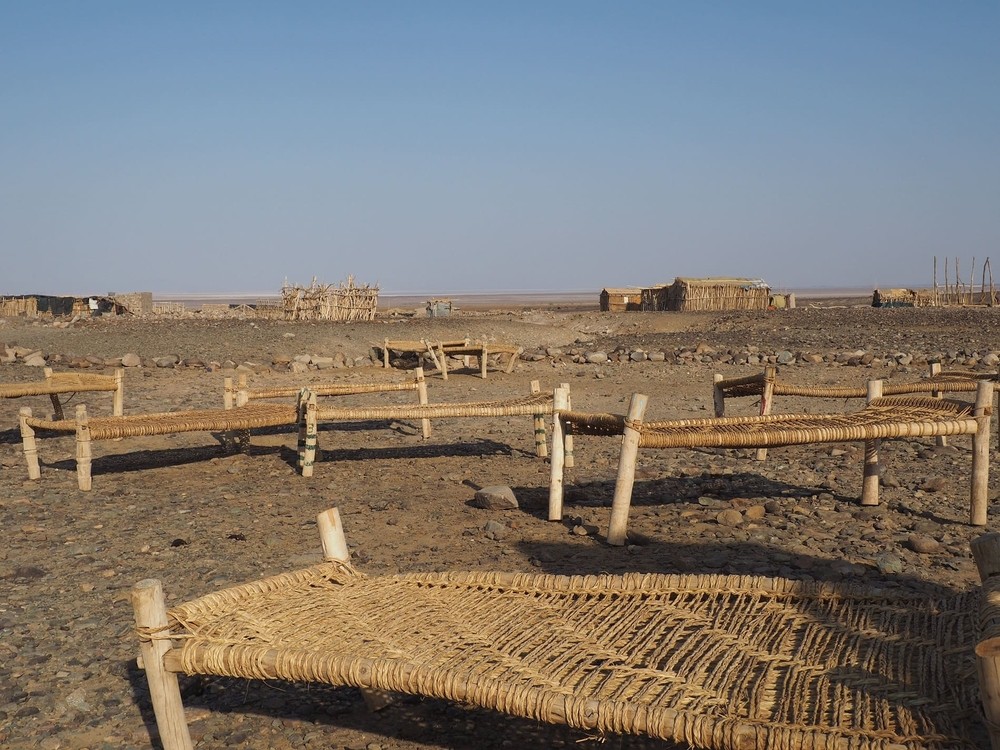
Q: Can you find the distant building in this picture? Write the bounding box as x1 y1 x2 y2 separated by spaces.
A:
666 277 771 312
599 288 642 312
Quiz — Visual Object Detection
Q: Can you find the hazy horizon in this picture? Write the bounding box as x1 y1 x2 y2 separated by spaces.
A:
3 3 997 294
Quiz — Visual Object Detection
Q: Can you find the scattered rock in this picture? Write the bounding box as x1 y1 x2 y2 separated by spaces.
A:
471 485 519 510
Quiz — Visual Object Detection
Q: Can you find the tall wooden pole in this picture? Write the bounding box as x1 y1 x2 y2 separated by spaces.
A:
861 380 883 506
547 386 569 521
607 393 649 546
970 380 993 526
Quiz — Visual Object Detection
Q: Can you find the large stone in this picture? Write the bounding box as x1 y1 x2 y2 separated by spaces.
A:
154 355 179 368
472 485 519 510
585 351 608 364
23 353 47 367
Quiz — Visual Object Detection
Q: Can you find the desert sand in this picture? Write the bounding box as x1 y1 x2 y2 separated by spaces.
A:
1 298 998 749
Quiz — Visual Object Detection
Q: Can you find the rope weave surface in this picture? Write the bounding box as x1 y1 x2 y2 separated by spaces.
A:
315 393 553 421
715 372 995 400
158 562 984 749
560 397 978 448
24 404 297 440
0 375 119 398
248 382 417 400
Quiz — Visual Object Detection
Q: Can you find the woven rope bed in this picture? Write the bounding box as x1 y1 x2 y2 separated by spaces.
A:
714 365 998 459
18 403 297 490
381 337 522 379
298 384 557 476
548 381 994 545
132 508 1000 750
0 367 124 420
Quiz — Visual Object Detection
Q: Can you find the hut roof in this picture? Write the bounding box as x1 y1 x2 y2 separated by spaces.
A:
673 277 769 288
601 287 643 295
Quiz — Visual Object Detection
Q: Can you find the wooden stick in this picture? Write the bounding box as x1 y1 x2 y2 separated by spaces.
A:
43 367 65 420
415 367 431 439
505 347 522 374
561 382 574 469
712 373 725 417
113 368 125 416
236 373 249 407
383 338 390 369
861 380 883 506
317 508 350 562
755 366 776 461
424 340 446 380
547 386 570 521
19 407 41 480
971 380 993 526
607 393 649 546
972 533 1000 750
131 579 194 750
530 380 548 458
301 391 318 478
929 362 948 446
76 404 93 491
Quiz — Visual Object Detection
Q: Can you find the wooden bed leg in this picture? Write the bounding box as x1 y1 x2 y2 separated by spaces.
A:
383 338 390 369
547 387 570 521
861 380 883 506
301 391 318 477
607 393 648 546
426 341 446 380
971 533 1000 750
713 373 725 417
415 367 431 439
19 407 41 480
113 368 125 416
316 508 393 710
530 381 548 458
132 579 194 750
929 362 948 447
223 377 234 410
755 366 775 461
235 374 252 449
971 380 993 526
560 382 574 469
480 343 488 379
76 404 93 491
506 347 522 374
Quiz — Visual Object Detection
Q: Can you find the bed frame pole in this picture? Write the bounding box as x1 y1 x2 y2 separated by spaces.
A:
712 373 725 417
928 362 949 447
530 380 548 458
76 404 93 491
43 367 65 421
560 383 574 469
236 373 249 407
972 533 1000 749
301 391 318 477
415 367 431 438
383 337 390 369
113 368 125 416
971 380 993 526
132 579 194 750
18 407 41 480
506 347 522 374
480 342 488 379
547 386 570 521
861 380 883 506
755 366 776 461
607 393 649 546
223 376 234 410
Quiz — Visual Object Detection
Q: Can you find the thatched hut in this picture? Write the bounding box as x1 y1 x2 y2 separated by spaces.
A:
282 276 379 322
666 278 770 312
639 284 670 311
600 288 642 312
872 288 936 308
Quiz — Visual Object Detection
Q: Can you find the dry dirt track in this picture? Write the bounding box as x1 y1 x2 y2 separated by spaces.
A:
1 300 998 749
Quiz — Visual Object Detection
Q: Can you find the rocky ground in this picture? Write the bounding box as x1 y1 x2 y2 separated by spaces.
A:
1 299 999 749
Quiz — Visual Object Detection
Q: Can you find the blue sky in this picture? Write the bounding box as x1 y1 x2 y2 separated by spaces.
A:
2 2 998 295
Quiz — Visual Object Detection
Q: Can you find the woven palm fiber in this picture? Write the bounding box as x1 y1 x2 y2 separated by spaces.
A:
149 562 986 749
0 373 119 398
247 381 417 401
24 404 297 440
716 371 993 401
560 396 977 448
314 392 552 421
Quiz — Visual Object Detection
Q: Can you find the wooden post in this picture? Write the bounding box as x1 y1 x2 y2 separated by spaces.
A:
131 579 194 750
113 368 125 416
415 367 431 439
607 393 649 547
317 507 350 562
530 380 548 458
223 377 234 410
755 366 776 461
971 380 993 526
19 407 41 480
861 380 883 506
425 340 446 380
972 533 1000 750
383 338 390 369
75 404 93 491
929 362 948 447
561 382 574 469
547 386 570 521
301 391 318 478
713 373 726 417
480 343 488 379
505 347 522 374
236 373 249 407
